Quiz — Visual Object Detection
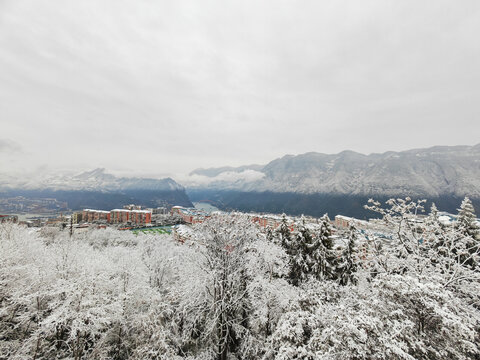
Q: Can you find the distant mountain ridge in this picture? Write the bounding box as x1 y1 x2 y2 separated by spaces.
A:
64 168 184 192
0 168 192 211
0 168 184 192
188 144 480 198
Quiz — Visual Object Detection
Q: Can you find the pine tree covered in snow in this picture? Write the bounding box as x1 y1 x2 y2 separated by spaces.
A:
313 214 337 281
455 197 480 269
457 197 480 239
284 217 311 286
280 215 337 286
276 214 292 247
337 225 359 286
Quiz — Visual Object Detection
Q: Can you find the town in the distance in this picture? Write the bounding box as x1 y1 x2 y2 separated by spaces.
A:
1 195 474 243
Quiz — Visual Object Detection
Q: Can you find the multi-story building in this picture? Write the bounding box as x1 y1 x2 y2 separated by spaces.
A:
171 206 209 224
248 213 298 232
151 207 167 215
110 209 131 223
82 209 110 223
72 212 83 224
130 210 152 224
80 208 152 225
334 215 352 228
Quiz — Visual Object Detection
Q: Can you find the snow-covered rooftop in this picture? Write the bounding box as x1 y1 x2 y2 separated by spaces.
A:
83 209 110 213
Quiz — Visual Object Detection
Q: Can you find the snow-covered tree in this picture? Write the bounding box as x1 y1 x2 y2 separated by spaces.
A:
175 216 259 360
280 215 337 286
457 197 480 239
455 197 480 269
337 225 359 286
276 214 292 247
365 197 427 257
305 274 480 360
364 197 480 284
265 310 317 360
1 205 480 360
313 214 337 281
283 218 311 286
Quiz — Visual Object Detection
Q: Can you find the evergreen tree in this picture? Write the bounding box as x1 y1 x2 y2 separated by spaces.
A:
286 218 310 286
455 197 480 269
265 225 274 243
457 197 480 240
313 214 337 281
423 202 448 265
276 214 306 285
277 214 292 248
281 214 339 286
425 202 444 249
337 225 359 286
317 214 334 249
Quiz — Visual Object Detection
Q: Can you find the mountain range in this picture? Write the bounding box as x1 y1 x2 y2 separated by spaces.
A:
187 144 480 217
0 169 192 211
1 145 479 217
188 144 480 198
0 168 184 192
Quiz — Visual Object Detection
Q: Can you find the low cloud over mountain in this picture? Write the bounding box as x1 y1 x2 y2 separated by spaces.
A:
0 168 192 211
187 144 480 198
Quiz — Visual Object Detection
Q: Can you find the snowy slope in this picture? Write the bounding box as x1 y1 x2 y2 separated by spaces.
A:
187 144 480 197
0 168 184 192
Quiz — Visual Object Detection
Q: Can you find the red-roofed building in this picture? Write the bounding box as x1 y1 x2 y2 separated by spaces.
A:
0 214 18 223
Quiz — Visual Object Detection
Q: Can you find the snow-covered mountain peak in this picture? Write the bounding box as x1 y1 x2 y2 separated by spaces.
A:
187 144 480 198
0 168 185 192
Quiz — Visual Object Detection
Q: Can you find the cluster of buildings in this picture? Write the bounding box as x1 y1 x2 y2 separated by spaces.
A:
0 196 67 214
251 214 285 229
249 214 298 232
77 206 152 225
170 206 210 224
250 213 339 233
0 203 172 230
0 214 18 223
1 214 66 227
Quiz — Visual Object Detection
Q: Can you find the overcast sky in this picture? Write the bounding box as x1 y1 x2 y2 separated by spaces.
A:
1 0 479 178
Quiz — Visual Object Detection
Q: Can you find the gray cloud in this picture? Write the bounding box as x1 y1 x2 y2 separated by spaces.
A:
0 139 21 153
0 0 479 178
183 169 265 187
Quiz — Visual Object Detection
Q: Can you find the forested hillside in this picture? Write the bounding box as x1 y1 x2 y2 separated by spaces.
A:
1 197 479 359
